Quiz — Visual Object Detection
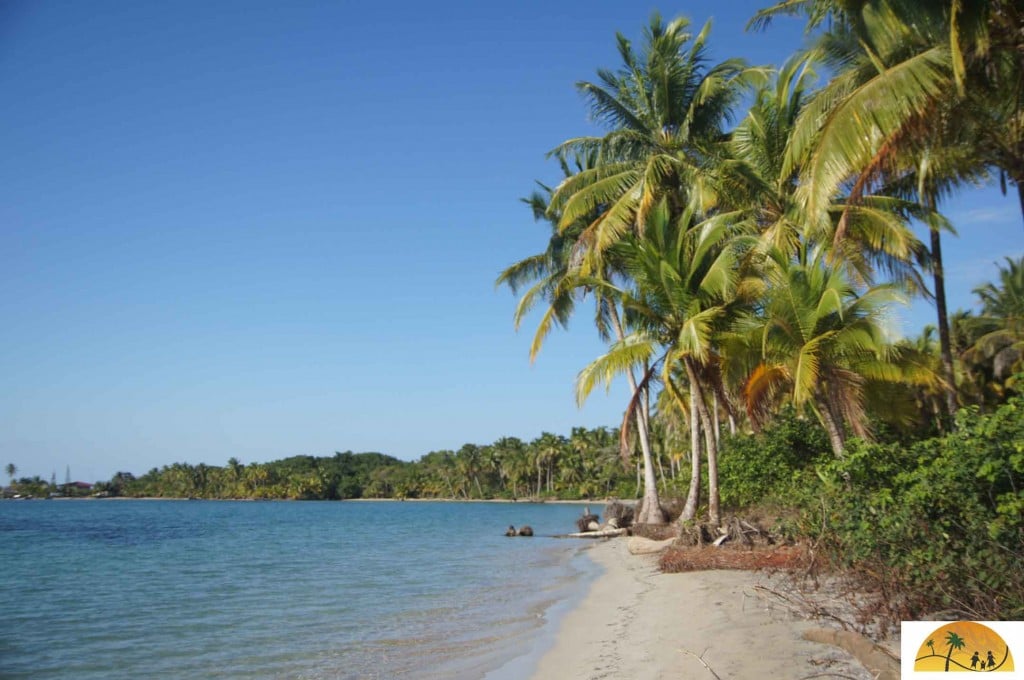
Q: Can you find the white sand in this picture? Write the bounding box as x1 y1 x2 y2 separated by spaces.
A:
528 538 875 680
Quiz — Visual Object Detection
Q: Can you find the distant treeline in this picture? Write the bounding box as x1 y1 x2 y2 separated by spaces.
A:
96 427 647 501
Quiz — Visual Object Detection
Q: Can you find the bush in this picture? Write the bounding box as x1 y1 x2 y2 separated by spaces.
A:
717 408 831 509
798 397 1024 620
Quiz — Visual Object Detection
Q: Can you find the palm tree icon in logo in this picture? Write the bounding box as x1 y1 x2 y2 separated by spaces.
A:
944 632 966 672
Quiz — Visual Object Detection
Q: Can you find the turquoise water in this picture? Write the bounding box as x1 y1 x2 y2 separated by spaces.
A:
0 500 598 679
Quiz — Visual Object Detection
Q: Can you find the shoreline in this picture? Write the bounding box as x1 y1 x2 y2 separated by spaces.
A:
525 538 886 680
22 496 609 504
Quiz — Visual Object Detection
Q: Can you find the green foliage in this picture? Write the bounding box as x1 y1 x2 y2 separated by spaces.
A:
114 427 635 502
717 407 831 508
796 397 1024 620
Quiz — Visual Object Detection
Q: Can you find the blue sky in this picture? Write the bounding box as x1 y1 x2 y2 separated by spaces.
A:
2 1 1021 482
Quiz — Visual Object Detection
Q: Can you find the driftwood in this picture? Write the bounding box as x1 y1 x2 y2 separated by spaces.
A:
628 536 676 555
680 517 776 548
802 629 900 680
558 528 628 539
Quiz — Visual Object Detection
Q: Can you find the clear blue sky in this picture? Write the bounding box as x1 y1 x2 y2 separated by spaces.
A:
2 1 1021 482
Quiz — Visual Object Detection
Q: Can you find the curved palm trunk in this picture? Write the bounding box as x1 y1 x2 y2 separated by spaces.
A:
607 300 665 524
680 390 701 521
685 357 720 526
634 387 666 524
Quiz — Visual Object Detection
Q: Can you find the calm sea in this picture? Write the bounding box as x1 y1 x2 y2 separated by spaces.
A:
0 500 601 679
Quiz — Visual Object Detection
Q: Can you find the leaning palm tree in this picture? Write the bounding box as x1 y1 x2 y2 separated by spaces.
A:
499 158 668 521
548 13 748 261
577 201 748 525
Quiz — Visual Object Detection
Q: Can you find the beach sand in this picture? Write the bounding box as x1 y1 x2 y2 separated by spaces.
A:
529 537 881 680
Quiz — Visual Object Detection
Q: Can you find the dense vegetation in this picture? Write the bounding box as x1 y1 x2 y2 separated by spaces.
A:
83 429 641 501
494 0 1024 619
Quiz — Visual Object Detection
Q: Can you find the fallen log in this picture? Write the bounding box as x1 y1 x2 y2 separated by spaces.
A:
555 528 628 539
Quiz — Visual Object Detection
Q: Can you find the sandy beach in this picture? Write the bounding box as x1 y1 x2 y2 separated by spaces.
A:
529 538 892 680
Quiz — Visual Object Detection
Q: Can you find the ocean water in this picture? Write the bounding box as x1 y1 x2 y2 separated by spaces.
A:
0 500 601 679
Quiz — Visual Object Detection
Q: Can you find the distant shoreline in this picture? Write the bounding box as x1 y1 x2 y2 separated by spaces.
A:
26 495 617 505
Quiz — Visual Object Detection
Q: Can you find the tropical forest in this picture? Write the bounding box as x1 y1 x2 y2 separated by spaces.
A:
14 1 1023 622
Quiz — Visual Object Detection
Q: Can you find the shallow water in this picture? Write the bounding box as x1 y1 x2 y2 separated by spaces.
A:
0 499 599 679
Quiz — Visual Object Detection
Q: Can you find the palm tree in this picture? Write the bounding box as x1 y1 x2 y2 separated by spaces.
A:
577 202 746 525
499 160 666 519
5 463 15 488
944 631 966 672
753 1 1024 422
548 13 747 260
737 246 910 456
720 53 928 286
965 255 1024 385
530 433 566 497
751 1 1015 216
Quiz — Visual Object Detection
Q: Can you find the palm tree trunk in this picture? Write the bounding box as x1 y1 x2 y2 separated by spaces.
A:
1017 180 1024 228
635 385 666 523
685 357 720 526
680 392 701 521
655 450 666 492
712 391 721 447
607 300 665 524
930 227 958 420
817 397 847 457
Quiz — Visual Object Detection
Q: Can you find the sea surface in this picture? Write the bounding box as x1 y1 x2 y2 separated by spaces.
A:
0 499 600 679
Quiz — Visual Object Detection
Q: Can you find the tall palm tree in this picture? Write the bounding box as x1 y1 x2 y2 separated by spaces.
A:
577 202 747 525
499 160 666 520
492 436 526 497
5 463 15 488
548 13 748 261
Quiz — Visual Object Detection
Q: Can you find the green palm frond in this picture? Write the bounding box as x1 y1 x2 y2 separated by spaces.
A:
576 334 659 406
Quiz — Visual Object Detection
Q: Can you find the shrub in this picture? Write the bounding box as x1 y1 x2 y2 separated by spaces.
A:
799 397 1024 620
717 407 831 509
